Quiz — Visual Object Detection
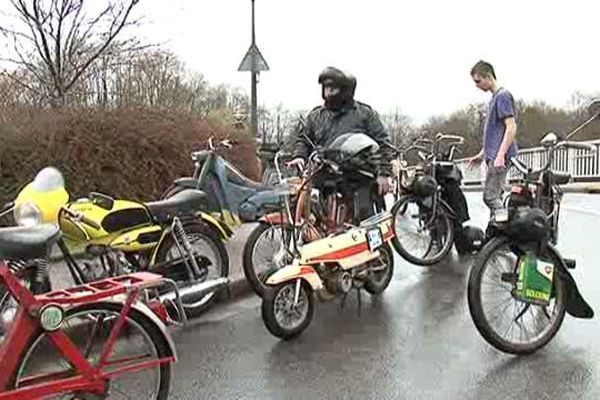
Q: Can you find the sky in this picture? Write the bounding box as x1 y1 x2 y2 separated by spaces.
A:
20 0 600 124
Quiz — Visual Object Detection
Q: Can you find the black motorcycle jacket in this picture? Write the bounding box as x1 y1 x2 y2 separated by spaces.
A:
293 101 393 176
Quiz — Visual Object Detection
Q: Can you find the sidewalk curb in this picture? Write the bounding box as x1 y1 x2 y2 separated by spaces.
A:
462 184 600 194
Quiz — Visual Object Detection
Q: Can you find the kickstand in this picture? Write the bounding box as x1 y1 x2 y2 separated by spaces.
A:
339 292 348 312
355 288 362 317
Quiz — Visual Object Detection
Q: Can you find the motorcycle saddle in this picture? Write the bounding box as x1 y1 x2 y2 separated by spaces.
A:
0 225 61 260
146 189 208 223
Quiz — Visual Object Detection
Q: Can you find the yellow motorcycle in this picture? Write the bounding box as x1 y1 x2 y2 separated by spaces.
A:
6 167 229 318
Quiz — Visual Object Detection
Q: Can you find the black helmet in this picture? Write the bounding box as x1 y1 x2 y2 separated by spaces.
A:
507 207 550 242
455 225 486 254
318 66 356 109
411 174 437 198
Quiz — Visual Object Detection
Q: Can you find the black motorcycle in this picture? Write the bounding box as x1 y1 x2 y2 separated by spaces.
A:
389 133 484 266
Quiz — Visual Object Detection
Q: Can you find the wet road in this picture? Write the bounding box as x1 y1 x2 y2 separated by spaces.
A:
169 193 600 400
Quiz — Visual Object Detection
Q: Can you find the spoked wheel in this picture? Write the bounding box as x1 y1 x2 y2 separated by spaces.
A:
467 237 567 355
153 221 229 318
243 223 295 298
261 280 314 340
391 195 454 266
13 302 172 399
364 244 394 295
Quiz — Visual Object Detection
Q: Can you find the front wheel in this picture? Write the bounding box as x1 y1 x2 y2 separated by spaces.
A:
390 195 454 266
261 280 315 340
152 221 229 319
467 237 567 355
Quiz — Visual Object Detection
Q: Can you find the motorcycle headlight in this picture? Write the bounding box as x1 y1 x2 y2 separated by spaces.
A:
14 202 42 227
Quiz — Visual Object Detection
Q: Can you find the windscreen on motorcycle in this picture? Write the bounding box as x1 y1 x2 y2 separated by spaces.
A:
15 167 69 225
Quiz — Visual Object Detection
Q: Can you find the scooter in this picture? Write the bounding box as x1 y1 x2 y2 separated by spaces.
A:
261 211 395 339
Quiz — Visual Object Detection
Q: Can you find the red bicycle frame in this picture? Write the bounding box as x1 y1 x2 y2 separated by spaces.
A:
0 263 176 399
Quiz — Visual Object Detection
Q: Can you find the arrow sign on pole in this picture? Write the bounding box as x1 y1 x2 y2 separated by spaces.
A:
238 43 270 72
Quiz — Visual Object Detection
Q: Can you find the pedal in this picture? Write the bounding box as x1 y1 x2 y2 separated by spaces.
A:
563 258 576 269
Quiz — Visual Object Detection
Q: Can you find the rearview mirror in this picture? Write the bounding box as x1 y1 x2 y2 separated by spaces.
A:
540 132 558 147
587 99 600 119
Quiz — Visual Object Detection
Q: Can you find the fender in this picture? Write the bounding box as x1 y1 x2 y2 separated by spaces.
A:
549 244 594 319
436 198 458 220
259 212 290 226
90 300 177 361
198 212 233 240
126 301 177 360
148 215 231 265
173 177 199 189
265 264 323 291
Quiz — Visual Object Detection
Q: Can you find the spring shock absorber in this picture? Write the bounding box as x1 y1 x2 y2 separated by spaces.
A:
171 217 204 281
29 254 51 294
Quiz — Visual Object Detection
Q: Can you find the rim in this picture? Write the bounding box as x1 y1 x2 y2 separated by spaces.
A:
164 231 223 308
478 243 564 347
273 283 309 331
16 308 162 399
394 198 450 262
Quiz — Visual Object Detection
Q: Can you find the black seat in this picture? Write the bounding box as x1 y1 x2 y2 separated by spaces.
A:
145 189 208 223
0 225 61 260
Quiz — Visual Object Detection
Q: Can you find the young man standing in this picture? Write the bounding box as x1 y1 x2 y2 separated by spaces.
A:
468 60 518 217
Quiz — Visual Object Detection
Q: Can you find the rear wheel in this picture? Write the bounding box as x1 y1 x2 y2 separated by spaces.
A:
13 302 172 399
153 221 229 318
243 222 294 297
364 244 394 295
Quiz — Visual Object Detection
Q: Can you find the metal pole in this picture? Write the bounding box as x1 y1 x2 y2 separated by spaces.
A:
252 71 258 140
250 0 258 140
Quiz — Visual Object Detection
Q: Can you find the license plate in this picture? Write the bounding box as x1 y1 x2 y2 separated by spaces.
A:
367 228 383 251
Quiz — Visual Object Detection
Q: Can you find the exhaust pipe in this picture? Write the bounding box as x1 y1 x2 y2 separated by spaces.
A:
160 277 229 304
158 277 229 325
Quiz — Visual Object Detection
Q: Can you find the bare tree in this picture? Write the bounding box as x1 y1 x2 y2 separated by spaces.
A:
0 0 141 106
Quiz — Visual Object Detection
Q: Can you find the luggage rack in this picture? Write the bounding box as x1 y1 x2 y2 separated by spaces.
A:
38 272 170 305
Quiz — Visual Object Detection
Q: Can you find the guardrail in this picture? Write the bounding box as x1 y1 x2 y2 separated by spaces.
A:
454 139 600 185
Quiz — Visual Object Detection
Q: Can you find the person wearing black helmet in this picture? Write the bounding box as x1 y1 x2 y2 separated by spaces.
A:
288 66 393 220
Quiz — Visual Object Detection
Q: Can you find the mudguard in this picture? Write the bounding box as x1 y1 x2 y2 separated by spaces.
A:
265 264 323 291
173 177 199 189
101 300 177 360
546 243 593 319
555 262 594 319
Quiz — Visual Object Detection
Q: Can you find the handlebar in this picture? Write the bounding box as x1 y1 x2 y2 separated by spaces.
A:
435 133 465 145
558 141 596 152
61 207 102 230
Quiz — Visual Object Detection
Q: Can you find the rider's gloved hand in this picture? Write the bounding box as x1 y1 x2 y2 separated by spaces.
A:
286 158 306 172
377 176 391 196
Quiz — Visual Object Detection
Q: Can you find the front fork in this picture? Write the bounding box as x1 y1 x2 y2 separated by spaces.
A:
170 217 205 281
